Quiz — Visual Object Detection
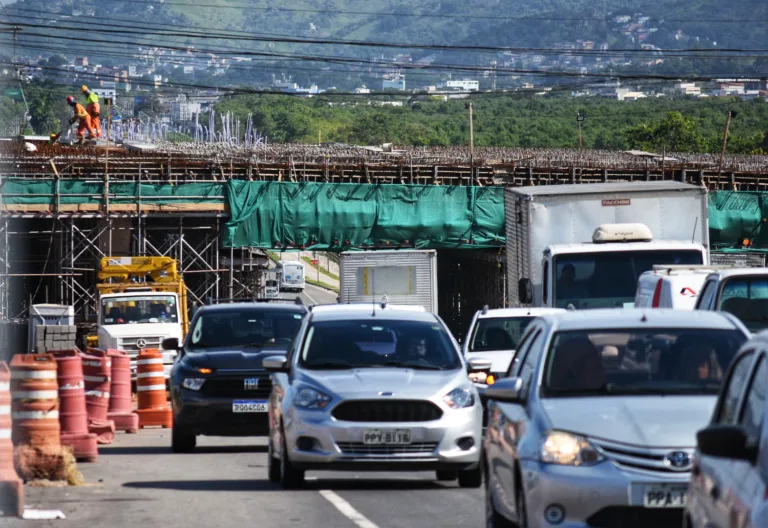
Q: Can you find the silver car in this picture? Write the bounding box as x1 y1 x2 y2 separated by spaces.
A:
263 303 486 489
483 308 750 528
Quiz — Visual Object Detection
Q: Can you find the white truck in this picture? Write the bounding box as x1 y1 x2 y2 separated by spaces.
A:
339 249 438 313
264 271 280 299
505 181 710 309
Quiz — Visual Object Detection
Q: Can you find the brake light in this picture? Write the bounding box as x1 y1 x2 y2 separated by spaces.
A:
651 279 663 308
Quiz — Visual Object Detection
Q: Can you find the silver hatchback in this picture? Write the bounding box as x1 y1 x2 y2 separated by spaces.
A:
263 303 485 489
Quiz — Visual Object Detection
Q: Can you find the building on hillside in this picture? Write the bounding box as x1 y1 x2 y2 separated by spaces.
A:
170 95 201 122
675 82 701 96
442 79 480 92
382 74 406 91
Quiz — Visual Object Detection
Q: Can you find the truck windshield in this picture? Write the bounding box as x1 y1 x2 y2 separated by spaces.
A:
542 327 746 397
187 310 305 351
718 276 768 333
553 249 704 309
469 317 534 352
102 295 179 324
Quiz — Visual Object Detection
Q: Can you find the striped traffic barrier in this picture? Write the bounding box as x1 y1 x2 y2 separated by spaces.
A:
136 349 172 429
51 350 97 462
106 350 139 434
81 350 115 444
0 361 24 517
10 354 60 447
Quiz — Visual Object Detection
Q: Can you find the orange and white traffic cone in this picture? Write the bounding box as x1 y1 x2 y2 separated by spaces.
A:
136 349 172 429
106 350 139 434
0 362 23 518
81 350 115 444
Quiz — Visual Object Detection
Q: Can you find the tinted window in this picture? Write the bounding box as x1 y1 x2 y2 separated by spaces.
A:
187 309 305 351
519 330 545 384
719 276 768 333
553 250 704 309
300 319 461 370
739 358 767 444
506 327 538 377
716 351 755 424
102 294 179 325
470 317 536 352
542 328 747 397
697 280 717 310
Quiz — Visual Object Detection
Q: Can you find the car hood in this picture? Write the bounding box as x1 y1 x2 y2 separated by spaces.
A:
541 396 716 447
464 350 514 373
181 347 289 371
301 368 467 399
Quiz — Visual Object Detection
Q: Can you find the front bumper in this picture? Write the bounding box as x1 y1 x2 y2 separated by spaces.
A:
171 387 270 436
283 405 482 472
520 459 689 528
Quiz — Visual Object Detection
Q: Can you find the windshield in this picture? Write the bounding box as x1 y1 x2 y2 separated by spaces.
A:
187 309 305 351
542 327 746 397
718 276 768 333
299 319 461 370
101 295 179 325
469 317 534 352
553 249 704 309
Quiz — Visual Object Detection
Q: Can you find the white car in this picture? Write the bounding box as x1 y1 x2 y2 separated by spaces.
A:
634 265 722 310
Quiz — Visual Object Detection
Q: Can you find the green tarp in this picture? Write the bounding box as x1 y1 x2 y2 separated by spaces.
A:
224 182 506 250
708 191 766 247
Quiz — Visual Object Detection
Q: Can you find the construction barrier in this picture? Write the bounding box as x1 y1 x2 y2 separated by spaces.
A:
136 349 172 429
81 350 115 444
10 354 60 447
51 350 97 462
106 350 138 434
0 362 23 518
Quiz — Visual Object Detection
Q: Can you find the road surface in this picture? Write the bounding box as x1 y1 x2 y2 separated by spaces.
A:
290 282 338 306
8 431 482 527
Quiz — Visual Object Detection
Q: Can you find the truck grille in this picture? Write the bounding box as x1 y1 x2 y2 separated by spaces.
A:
590 438 694 475
331 400 443 423
336 442 438 456
118 336 164 355
199 376 272 399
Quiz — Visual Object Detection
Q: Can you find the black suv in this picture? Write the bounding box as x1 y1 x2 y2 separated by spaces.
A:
164 301 307 453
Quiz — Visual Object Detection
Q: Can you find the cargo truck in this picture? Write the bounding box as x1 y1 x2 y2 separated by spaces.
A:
339 250 438 312
505 181 710 309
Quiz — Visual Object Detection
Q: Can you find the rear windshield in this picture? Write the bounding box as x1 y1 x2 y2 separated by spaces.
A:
299 319 461 371
469 317 535 352
542 327 747 397
718 276 768 333
187 309 305 351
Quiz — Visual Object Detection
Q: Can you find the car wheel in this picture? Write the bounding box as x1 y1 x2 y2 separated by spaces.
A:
171 425 195 453
279 433 305 489
267 435 280 483
458 462 483 488
436 470 457 481
485 467 514 528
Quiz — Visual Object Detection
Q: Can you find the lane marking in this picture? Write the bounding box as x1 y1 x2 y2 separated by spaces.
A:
301 286 318 305
319 490 379 528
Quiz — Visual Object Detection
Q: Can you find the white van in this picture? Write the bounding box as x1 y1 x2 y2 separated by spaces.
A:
634 265 731 310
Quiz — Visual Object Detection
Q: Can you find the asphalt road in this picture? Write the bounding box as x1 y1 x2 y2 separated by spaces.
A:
287 282 338 306
8 431 482 527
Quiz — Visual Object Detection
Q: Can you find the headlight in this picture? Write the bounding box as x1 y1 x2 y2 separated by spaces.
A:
443 387 475 409
181 378 205 391
540 431 604 466
294 387 332 409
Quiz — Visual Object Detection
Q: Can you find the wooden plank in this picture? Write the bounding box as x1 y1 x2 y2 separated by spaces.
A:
158 203 227 212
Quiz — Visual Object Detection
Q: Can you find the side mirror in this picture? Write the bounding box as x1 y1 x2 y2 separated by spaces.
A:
697 425 757 463
467 358 493 373
485 377 525 404
263 354 290 373
519 278 533 305
162 337 180 351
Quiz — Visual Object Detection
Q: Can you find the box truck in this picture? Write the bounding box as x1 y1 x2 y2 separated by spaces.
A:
339 250 438 312
505 181 710 309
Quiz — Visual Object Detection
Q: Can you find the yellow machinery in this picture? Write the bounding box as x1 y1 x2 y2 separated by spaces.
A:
86 256 189 347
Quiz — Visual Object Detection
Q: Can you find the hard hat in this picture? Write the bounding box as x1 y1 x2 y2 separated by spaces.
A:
81 85 89 93
66 96 75 104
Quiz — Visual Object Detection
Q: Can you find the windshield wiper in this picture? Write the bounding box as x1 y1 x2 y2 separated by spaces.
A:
376 361 446 370
302 361 356 370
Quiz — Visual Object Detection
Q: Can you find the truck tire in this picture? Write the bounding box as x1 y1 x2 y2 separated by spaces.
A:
267 436 281 483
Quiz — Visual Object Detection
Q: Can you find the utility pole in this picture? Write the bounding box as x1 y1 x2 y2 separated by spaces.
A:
577 112 585 149
718 110 735 174
466 102 474 156
490 60 497 91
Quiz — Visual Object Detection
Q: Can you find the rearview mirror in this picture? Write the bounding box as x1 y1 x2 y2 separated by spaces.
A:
485 377 525 404
263 355 290 373
697 425 757 463
518 278 533 305
467 358 493 373
162 337 180 351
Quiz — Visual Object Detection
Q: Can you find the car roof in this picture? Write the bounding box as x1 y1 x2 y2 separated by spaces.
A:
538 308 744 332
704 268 768 280
477 307 566 319
197 302 308 315
309 304 438 323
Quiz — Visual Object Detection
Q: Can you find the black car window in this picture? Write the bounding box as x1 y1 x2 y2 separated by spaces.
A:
187 309 305 351
739 357 767 445
469 317 536 352
506 327 539 378
714 350 755 424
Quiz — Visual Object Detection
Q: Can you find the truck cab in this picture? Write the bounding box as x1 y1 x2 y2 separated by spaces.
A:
520 223 708 309
265 277 279 299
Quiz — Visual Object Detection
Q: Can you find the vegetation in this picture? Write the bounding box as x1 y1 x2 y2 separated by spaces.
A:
301 256 340 281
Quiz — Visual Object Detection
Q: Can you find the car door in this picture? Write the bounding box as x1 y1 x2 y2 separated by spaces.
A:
691 348 756 528
695 278 719 311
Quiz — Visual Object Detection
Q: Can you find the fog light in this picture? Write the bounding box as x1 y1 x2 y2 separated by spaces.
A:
296 436 316 451
457 437 475 450
544 504 565 525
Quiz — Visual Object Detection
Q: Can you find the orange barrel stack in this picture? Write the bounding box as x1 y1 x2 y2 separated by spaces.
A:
51 350 98 462
106 349 139 433
81 350 116 444
0 361 23 518
136 348 172 429
10 354 60 447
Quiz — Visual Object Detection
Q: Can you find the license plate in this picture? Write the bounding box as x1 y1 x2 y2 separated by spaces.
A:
644 485 688 508
244 378 260 390
363 428 412 445
232 400 268 413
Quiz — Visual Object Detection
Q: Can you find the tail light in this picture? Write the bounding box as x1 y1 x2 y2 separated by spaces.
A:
651 279 663 307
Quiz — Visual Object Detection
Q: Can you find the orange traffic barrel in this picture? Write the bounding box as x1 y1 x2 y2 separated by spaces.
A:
136 349 172 429
81 350 115 444
0 361 24 517
106 350 138 433
10 354 60 447
51 350 98 462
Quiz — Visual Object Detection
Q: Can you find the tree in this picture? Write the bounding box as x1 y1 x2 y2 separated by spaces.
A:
625 111 705 153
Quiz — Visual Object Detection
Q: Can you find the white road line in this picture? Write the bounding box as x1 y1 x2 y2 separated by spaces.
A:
319 490 379 528
301 287 318 305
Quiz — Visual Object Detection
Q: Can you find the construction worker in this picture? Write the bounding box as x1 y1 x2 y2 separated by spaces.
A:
81 85 101 138
66 96 95 144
